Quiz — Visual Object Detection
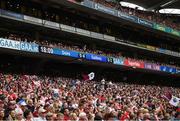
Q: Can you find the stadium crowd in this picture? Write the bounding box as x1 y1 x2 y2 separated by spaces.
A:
1 0 180 37
1 0 180 53
93 0 180 31
0 72 179 121
0 1 180 121
3 34 180 69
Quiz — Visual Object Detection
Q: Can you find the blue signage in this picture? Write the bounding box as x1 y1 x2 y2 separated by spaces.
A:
138 18 153 28
118 11 138 23
160 66 176 73
39 46 53 54
160 66 168 72
20 42 39 52
158 48 166 53
113 58 124 65
1 9 23 20
79 53 86 58
94 3 117 16
170 68 177 73
83 0 94 8
0 38 20 50
53 48 79 58
85 53 107 62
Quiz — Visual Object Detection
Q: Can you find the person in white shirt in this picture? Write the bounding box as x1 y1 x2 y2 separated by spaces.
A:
34 107 47 121
15 108 25 121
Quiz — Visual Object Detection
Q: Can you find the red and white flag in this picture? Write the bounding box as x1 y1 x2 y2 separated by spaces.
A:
83 72 95 81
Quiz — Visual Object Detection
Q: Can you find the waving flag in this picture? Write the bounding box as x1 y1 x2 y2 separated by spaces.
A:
169 95 180 107
18 99 27 106
82 72 95 81
88 72 95 80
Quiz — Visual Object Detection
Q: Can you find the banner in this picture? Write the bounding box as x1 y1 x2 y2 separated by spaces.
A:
91 32 103 40
146 45 156 51
113 57 124 65
39 46 53 54
137 43 147 48
60 24 76 33
160 66 176 73
53 48 79 58
164 50 173 55
165 27 172 33
94 3 117 16
76 28 90 36
1 9 23 20
171 29 180 37
24 15 42 24
115 38 124 42
104 35 115 41
171 51 179 57
138 18 153 28
153 24 166 32
85 53 107 62
145 63 160 71
160 66 168 72
164 27 180 37
82 0 94 8
0 38 20 50
43 20 59 28
169 68 177 73
124 59 144 68
79 53 86 58
145 63 154 70
107 57 113 63
20 42 39 52
157 48 166 53
118 11 138 23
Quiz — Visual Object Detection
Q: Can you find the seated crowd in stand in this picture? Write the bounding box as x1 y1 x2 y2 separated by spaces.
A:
0 72 179 121
93 0 180 31
1 0 180 54
1 0 180 37
3 34 180 69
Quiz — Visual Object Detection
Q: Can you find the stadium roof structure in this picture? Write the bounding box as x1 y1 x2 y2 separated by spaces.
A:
122 0 180 10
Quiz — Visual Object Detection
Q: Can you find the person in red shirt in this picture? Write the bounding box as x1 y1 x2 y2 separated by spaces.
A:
64 109 70 121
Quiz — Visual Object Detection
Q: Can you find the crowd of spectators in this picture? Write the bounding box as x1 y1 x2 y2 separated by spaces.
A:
3 33 180 69
1 0 180 53
93 0 180 31
1 0 180 37
0 72 179 121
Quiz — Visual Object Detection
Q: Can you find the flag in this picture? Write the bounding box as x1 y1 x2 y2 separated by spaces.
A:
88 72 95 80
18 99 27 106
169 95 180 107
82 72 95 81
